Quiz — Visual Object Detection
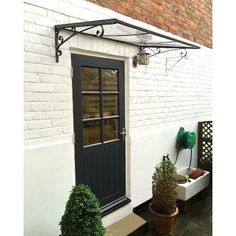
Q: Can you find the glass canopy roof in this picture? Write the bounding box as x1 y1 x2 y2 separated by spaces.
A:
55 18 200 62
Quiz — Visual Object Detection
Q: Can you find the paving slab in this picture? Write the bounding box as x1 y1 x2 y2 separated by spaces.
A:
105 213 147 236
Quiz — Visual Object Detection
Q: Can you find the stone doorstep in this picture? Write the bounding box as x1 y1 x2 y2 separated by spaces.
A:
105 213 147 236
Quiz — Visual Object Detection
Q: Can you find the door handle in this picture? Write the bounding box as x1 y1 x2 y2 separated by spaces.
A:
120 128 127 142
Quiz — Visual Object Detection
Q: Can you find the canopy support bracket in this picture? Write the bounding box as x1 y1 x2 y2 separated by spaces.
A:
165 49 188 74
55 24 104 62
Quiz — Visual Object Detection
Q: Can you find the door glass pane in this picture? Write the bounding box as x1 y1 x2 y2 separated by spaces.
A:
102 69 118 91
82 95 100 119
81 67 99 91
103 95 118 117
103 119 118 141
83 121 101 145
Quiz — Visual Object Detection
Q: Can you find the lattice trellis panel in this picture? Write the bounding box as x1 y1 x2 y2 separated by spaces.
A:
198 121 213 172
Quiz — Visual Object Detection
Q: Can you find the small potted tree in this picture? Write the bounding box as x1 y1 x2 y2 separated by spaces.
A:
149 155 179 234
59 184 105 236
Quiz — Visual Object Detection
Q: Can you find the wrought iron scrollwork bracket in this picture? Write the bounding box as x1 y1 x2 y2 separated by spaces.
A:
165 49 188 73
139 46 188 73
55 25 104 62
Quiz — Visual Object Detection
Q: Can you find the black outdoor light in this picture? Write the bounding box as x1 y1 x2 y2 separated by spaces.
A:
133 49 150 67
138 49 150 65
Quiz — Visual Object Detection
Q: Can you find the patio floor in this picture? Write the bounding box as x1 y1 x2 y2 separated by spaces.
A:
137 188 212 236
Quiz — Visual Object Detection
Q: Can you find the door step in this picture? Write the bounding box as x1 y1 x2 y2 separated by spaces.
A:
105 213 147 236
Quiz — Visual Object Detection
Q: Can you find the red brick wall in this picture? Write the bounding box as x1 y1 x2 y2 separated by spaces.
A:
88 0 212 48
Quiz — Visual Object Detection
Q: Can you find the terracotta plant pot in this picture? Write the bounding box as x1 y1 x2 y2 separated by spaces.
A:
149 203 179 234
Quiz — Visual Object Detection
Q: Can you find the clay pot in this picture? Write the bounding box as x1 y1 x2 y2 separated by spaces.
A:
149 203 179 234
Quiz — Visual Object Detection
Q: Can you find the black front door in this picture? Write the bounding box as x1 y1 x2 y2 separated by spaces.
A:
71 54 128 212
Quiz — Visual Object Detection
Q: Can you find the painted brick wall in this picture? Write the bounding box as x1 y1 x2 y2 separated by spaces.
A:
128 48 212 132
24 0 212 147
88 0 212 48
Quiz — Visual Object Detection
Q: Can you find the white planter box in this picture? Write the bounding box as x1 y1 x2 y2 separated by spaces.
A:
177 168 210 201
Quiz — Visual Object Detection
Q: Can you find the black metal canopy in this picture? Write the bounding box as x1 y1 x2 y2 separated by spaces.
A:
55 18 200 62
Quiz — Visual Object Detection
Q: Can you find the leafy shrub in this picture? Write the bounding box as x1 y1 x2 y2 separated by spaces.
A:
152 156 178 215
59 184 105 236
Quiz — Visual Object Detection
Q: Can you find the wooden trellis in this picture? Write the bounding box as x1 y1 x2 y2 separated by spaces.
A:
198 121 213 172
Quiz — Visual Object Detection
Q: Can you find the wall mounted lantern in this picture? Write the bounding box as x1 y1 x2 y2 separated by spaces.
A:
133 48 150 67
138 49 150 65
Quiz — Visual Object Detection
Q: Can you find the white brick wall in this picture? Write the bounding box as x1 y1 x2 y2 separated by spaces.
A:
24 0 74 145
24 0 212 147
128 48 212 132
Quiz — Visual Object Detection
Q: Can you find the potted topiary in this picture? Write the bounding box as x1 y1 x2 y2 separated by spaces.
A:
149 154 179 234
59 184 105 236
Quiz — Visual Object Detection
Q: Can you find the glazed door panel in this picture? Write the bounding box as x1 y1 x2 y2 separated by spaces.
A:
71 54 126 209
